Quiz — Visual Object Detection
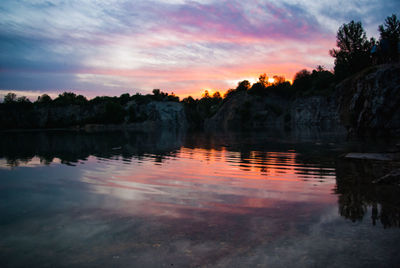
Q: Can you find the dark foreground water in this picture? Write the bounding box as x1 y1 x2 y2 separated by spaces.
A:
1 130 399 267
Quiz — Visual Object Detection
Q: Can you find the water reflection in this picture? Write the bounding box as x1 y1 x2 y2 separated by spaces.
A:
336 158 400 228
1 130 399 228
0 130 338 170
0 130 184 167
1 130 400 267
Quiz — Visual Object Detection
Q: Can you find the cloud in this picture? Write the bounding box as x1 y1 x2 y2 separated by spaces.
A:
0 0 399 97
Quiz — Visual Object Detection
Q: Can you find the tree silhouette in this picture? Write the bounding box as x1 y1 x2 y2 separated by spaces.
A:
17 96 31 103
292 69 312 91
223 88 236 99
54 92 87 105
294 69 311 81
119 93 130 105
330 20 372 80
378 14 400 62
37 94 52 104
237 80 251 91
212 91 222 100
152 89 161 96
316 65 325 72
258 73 270 87
3 93 17 103
272 75 285 85
379 14 400 41
202 90 211 98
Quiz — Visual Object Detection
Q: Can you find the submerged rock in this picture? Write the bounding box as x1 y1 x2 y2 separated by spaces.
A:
339 151 400 186
344 152 399 161
373 169 400 185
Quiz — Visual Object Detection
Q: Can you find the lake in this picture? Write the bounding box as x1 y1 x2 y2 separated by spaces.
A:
1 130 399 267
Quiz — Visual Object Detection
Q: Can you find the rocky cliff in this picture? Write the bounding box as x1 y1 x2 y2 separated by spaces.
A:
206 64 400 137
0 100 187 131
126 101 187 129
290 96 341 128
336 64 400 136
205 92 342 131
205 91 289 130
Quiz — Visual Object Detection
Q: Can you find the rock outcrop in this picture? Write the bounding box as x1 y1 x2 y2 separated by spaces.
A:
205 92 342 131
336 64 400 136
290 96 340 128
0 100 187 131
206 64 400 136
126 101 187 129
205 92 289 130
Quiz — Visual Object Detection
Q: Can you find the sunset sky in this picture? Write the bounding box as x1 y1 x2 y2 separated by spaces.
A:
0 0 398 99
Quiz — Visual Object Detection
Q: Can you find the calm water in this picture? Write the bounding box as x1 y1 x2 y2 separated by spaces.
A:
1 130 399 267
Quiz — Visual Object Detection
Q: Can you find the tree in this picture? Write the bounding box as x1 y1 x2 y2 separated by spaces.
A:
119 93 130 105
330 20 372 80
311 68 334 92
212 91 222 100
379 14 400 40
3 92 16 103
258 73 270 87
316 65 325 72
202 90 210 98
37 94 52 104
378 14 400 62
151 89 172 101
236 80 251 91
197 90 223 119
17 96 31 103
248 82 265 95
167 92 179 102
293 69 311 82
223 88 236 99
152 89 161 96
54 92 87 105
182 96 195 105
292 69 312 92
272 75 285 85
247 75 269 95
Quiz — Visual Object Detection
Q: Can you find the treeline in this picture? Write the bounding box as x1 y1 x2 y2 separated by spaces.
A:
0 89 181 128
1 14 399 129
330 14 400 81
0 65 336 129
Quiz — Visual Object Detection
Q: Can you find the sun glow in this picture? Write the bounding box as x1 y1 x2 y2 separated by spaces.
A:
268 77 275 84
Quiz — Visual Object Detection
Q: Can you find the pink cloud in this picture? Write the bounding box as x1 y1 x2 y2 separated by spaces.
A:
1 0 339 98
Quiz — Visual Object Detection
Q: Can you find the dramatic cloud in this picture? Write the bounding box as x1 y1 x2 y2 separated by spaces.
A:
0 0 399 98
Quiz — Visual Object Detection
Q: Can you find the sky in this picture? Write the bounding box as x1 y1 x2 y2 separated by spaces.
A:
0 0 399 99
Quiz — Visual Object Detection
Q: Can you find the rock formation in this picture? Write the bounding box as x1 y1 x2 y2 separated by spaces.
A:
206 64 400 137
336 64 400 136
